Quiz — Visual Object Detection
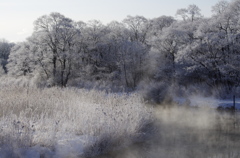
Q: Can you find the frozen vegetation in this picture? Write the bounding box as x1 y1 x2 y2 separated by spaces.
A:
0 86 153 157
0 85 240 158
0 0 240 157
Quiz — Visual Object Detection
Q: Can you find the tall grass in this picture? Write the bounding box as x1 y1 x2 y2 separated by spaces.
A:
0 86 153 157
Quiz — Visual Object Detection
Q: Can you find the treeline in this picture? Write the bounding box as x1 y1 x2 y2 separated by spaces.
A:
0 0 240 96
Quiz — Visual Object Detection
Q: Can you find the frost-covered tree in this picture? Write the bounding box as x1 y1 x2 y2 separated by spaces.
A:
175 6 240 92
107 21 129 42
152 25 187 82
7 42 35 76
32 12 81 86
123 15 151 45
74 20 113 81
5 0 240 93
212 0 229 15
150 16 175 36
82 20 109 66
118 41 148 88
176 4 203 22
0 39 14 73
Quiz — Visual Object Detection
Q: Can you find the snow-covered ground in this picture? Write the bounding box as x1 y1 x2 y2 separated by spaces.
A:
0 135 95 158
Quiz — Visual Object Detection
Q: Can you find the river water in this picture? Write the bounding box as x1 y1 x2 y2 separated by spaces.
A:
95 107 240 158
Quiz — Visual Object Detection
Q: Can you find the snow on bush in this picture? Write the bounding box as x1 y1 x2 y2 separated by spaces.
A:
0 86 153 157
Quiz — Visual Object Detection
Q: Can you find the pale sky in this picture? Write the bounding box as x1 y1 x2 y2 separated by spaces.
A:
0 0 224 42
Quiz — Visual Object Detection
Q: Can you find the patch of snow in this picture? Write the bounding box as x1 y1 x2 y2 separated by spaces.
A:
0 135 98 158
54 135 97 158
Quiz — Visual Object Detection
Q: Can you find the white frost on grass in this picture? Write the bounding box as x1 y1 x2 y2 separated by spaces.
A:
0 86 152 157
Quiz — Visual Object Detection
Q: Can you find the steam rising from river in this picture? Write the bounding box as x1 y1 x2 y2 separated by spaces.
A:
110 99 240 158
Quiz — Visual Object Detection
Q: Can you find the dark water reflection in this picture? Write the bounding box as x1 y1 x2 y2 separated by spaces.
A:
96 107 240 158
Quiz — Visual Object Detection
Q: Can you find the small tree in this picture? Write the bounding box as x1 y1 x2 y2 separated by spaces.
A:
0 39 14 73
176 4 203 22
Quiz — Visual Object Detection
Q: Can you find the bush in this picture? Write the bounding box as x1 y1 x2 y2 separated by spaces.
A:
140 81 172 105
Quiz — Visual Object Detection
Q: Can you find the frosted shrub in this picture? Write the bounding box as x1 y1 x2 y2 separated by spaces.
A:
140 81 171 105
0 86 152 157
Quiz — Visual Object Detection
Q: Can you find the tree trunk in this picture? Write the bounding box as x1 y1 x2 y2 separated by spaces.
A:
53 55 57 77
61 59 66 87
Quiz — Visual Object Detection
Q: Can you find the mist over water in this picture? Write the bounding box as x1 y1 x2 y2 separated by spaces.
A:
99 105 240 158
